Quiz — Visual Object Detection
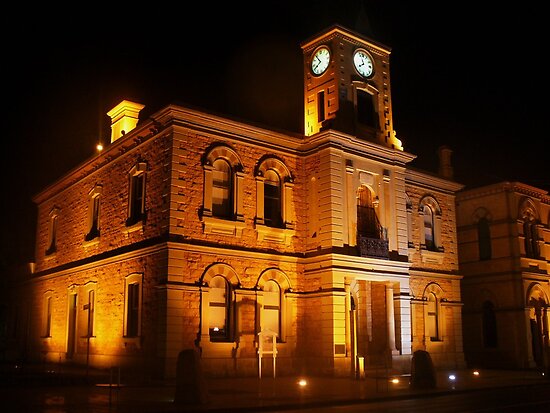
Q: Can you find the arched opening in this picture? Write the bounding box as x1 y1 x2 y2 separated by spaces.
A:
209 275 231 342
212 159 232 218
263 280 281 337
264 169 282 228
482 301 498 348
477 218 492 260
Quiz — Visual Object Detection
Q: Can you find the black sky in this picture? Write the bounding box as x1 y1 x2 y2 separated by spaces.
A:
2 1 548 267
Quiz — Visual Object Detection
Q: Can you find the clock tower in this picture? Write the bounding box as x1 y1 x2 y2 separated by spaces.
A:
301 24 402 151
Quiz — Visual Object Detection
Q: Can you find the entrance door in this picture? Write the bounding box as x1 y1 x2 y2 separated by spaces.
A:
67 294 77 359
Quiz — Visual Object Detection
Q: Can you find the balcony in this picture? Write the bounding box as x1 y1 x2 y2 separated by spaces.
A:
358 236 389 259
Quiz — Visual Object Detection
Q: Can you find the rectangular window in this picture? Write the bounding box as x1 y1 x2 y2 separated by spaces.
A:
427 298 439 341
127 283 140 337
43 296 52 337
46 214 58 255
129 174 145 224
357 89 375 128
86 195 101 241
317 90 325 123
84 290 95 337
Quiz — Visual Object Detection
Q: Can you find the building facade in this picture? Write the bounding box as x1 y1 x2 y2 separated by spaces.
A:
15 25 466 379
456 182 550 370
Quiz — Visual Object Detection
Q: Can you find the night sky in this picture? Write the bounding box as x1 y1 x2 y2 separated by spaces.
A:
2 1 548 267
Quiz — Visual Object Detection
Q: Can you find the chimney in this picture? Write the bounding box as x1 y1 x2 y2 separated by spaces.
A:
107 100 145 143
438 146 454 179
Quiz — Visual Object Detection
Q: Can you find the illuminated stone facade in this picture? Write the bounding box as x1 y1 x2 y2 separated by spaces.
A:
19 25 466 379
456 182 550 369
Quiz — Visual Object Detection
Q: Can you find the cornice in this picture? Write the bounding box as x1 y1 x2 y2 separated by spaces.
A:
301 129 416 165
405 167 464 194
300 24 391 55
457 181 550 204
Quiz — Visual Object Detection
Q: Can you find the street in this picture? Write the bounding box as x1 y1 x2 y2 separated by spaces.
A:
274 382 550 412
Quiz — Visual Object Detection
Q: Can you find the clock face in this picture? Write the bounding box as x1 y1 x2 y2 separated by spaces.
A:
353 49 374 77
311 46 331 75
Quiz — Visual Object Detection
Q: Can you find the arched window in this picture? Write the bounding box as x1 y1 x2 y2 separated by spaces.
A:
477 217 492 260
85 185 102 241
263 280 281 337
482 301 498 348
264 169 282 227
427 292 439 341
357 186 381 239
203 145 243 226
523 219 540 259
256 268 291 342
419 196 442 252
255 157 294 234
423 205 435 251
46 207 60 255
212 159 232 218
209 275 231 341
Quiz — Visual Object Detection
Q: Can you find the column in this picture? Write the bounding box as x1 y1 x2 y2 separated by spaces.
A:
386 284 399 355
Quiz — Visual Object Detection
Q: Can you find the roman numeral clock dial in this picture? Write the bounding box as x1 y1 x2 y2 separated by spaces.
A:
353 49 374 78
311 46 330 76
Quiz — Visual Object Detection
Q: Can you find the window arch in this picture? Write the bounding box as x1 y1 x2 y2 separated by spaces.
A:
526 283 548 368
200 263 240 343
357 185 382 239
256 268 291 342
212 158 232 218
423 283 444 342
203 145 244 222
264 169 282 227
418 196 442 252
423 205 435 250
208 275 231 341
255 157 294 230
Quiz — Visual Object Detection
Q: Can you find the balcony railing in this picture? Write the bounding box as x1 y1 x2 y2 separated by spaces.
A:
358 235 389 259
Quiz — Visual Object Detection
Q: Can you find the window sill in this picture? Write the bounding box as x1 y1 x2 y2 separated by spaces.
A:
122 336 141 350
200 337 236 357
202 216 245 236
123 221 144 237
256 224 294 245
83 237 100 249
420 249 444 264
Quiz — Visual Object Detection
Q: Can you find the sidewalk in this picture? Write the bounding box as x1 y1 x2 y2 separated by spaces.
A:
1 362 549 412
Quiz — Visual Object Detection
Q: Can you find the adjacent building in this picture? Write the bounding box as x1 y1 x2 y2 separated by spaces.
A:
456 182 550 369
9 25 466 379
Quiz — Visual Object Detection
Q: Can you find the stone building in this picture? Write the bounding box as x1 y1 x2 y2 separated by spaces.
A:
456 182 550 369
15 25 465 379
